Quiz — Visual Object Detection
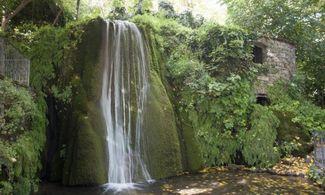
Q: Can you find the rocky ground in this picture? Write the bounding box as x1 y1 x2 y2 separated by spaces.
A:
268 155 311 177
199 155 313 177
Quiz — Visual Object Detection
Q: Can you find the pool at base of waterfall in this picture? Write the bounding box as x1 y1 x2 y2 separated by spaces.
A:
36 170 324 195
102 180 155 192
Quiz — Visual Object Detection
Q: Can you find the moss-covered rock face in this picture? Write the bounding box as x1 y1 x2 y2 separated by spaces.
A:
142 71 183 178
49 17 204 185
138 22 203 173
51 18 107 185
177 110 203 171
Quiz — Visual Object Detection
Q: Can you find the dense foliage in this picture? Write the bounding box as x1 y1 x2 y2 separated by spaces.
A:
0 79 46 195
165 23 283 167
241 105 280 167
134 6 324 168
158 1 204 28
0 7 86 194
224 0 325 107
268 80 325 132
0 0 324 193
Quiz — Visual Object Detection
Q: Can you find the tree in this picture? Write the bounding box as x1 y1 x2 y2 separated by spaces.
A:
134 0 153 15
224 0 325 107
177 10 204 28
1 0 32 31
158 1 177 18
76 0 81 19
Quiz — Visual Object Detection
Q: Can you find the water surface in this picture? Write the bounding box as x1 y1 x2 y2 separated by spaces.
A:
37 170 324 194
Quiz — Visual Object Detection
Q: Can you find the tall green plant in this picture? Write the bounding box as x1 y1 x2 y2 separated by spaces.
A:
240 105 280 167
0 79 46 195
268 80 325 132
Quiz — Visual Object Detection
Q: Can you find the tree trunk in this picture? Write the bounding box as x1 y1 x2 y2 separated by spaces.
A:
1 0 32 31
1 17 8 31
76 0 81 19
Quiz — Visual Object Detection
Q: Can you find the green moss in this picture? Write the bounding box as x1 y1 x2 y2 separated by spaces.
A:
52 18 107 185
63 109 106 185
139 20 203 173
178 110 203 171
143 71 183 178
74 18 105 100
52 17 203 184
141 27 164 77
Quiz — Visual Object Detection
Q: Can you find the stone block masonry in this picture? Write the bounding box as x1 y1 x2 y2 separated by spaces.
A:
254 38 296 96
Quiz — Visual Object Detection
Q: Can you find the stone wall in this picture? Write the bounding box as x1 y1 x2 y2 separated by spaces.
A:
254 38 296 96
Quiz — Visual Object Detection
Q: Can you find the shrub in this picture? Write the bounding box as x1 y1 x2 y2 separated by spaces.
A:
240 105 280 167
0 79 46 195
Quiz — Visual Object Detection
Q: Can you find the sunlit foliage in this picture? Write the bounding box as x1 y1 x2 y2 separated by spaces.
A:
0 79 46 195
224 0 325 107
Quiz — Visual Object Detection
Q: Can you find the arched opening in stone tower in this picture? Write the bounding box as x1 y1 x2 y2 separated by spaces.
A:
256 95 270 106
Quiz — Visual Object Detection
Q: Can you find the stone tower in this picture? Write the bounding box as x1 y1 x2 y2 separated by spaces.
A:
253 37 296 100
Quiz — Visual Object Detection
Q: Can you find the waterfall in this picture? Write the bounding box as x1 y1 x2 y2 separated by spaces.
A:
100 20 151 189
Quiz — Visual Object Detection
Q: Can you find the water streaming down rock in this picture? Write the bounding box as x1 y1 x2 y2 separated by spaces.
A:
45 18 200 186
100 20 152 188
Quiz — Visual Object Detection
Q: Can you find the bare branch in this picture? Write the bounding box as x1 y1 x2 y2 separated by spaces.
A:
1 0 32 31
53 9 63 26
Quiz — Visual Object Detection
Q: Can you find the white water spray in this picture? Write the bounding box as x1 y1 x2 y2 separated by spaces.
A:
100 20 151 190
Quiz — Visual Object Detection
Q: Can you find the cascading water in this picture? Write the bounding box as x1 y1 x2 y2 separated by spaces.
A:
100 20 151 190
